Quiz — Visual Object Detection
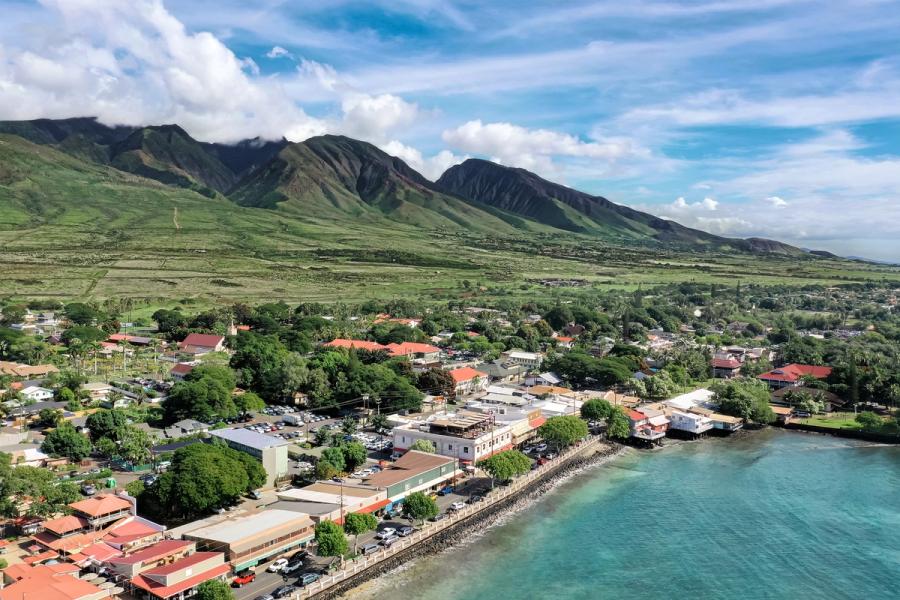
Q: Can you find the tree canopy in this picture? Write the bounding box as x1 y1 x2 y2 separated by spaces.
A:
580 398 613 421
403 491 439 523
478 449 531 483
712 379 775 424
538 415 589 448
41 422 92 461
314 520 348 557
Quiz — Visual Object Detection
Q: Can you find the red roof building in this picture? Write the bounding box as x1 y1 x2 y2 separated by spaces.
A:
711 357 742 378
448 367 489 398
0 563 107 600
386 342 441 358
324 338 387 352
131 552 229 600
758 364 832 388
178 334 225 355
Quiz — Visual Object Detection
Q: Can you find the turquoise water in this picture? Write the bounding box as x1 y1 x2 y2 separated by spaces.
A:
350 431 899 599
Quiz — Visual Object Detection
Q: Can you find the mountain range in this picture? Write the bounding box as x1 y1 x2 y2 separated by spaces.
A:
0 116 801 254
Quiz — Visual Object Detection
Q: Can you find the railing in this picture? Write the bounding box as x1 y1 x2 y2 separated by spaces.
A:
292 436 602 599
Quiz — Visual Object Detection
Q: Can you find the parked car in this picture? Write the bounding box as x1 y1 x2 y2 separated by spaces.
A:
449 501 465 511
534 443 548 452
429 513 448 522
398 525 414 537
290 550 309 562
248 490 262 500
254 595 274 600
231 572 256 587
437 485 454 496
362 543 380 555
267 558 289 573
375 527 396 540
272 585 296 599
466 495 484 504
81 484 97 496
379 535 399 547
298 572 319 586
282 559 304 574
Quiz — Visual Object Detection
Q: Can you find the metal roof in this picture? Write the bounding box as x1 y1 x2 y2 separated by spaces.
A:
209 427 289 450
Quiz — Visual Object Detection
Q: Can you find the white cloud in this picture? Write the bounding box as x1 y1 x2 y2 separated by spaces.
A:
340 93 419 141
265 45 293 59
442 120 649 177
380 140 465 180
766 195 788 208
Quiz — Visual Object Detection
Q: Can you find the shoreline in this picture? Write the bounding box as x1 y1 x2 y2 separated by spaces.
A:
336 442 629 599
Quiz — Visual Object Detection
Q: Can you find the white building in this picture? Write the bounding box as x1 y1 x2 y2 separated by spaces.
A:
20 386 53 402
668 410 713 435
209 428 289 488
392 411 514 464
500 350 543 369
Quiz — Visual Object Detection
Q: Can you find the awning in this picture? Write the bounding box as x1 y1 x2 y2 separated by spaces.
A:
357 499 391 514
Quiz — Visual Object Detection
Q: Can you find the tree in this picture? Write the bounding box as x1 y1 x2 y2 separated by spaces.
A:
478 450 531 485
86 409 129 443
341 416 358 436
416 368 456 397
314 520 348 557
164 376 237 424
642 371 678 400
402 491 439 523
409 439 436 453
119 426 153 466
340 442 367 471
234 392 266 414
316 446 346 479
712 379 776 424
38 408 63 428
371 413 389 432
580 398 613 421
538 415 588 448
41 423 92 461
195 579 234 600
606 407 631 439
0 454 79 517
856 411 883 431
125 480 145 499
344 512 378 553
95 437 118 459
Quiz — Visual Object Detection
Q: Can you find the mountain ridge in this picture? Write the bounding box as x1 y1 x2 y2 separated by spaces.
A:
0 117 803 255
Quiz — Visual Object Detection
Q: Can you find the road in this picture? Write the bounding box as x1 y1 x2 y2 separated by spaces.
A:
230 474 492 600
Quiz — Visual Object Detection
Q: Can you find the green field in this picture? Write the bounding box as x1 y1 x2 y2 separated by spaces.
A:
796 413 862 430
2 133 899 304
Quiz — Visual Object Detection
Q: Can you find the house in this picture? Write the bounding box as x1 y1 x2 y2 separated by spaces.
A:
711 357 742 378
208 428 289 488
178 334 225 356
20 386 54 402
626 409 668 444
668 410 713 437
33 495 136 554
447 367 488 398
770 405 794 424
688 406 744 432
107 333 153 346
524 372 562 387
164 419 208 439
554 336 575 349
0 362 59 379
758 364 833 389
168 362 196 381
771 386 844 412
475 360 527 384
81 382 113 402
499 350 543 369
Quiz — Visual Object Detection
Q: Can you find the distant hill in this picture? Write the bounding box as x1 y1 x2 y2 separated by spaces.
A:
436 158 800 253
0 117 803 253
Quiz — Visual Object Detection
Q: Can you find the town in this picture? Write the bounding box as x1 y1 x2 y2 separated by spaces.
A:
0 280 897 600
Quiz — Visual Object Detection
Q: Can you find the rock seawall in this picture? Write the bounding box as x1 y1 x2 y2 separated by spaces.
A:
317 442 626 600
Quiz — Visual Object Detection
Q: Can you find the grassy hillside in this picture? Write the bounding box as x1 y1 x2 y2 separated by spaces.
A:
1 133 897 305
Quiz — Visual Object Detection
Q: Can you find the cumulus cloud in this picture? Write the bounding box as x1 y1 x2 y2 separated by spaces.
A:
340 93 419 141
441 119 649 177
380 140 465 180
766 195 788 208
266 45 293 59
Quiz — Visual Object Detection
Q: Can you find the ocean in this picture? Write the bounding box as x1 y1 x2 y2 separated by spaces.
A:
344 430 899 599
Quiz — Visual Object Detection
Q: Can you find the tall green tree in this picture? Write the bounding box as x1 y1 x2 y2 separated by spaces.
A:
580 398 613 421
606 407 631 440
314 520 348 557
195 580 234 600
402 491 439 524
478 450 531 485
538 415 589 448
344 512 378 554
41 423 92 461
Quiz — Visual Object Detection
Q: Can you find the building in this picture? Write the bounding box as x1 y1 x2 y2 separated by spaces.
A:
500 350 543 369
208 428 289 488
0 361 59 379
0 563 109 600
33 495 136 553
178 334 225 356
164 419 208 439
475 360 527 384
385 342 441 360
668 410 713 436
711 357 742 379
627 409 668 444
107 540 195 579
758 364 833 389
393 411 513 464
324 339 386 352
276 482 388 522
130 549 229 600
168 363 196 381
81 382 113 402
362 450 456 505
182 509 315 571
447 367 488 398
20 386 53 402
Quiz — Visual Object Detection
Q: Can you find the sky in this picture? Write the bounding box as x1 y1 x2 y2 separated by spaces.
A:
1 1 899 261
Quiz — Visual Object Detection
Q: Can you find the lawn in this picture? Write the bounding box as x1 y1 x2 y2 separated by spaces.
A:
797 412 862 430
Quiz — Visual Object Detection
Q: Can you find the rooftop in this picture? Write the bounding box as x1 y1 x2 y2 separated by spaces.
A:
109 540 193 565
183 509 313 545
209 427 289 450
69 494 132 518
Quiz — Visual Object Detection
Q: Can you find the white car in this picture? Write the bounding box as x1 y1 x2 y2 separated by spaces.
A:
449 501 465 511
375 528 396 540
267 558 289 573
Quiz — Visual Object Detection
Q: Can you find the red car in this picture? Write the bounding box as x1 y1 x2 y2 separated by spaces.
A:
231 572 256 587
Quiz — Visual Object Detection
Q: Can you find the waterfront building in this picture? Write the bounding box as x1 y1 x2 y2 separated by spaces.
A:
757 364 833 389
393 412 513 463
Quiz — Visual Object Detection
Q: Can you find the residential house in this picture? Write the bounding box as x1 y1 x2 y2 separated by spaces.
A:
758 364 833 389
447 367 488 398
81 382 113 402
668 410 713 437
475 360 527 384
626 408 668 444
385 342 441 361
711 357 742 379
323 338 387 352
164 419 208 439
168 363 196 381
20 386 53 402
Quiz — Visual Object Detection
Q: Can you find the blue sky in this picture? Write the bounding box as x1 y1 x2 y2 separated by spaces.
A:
1 1 899 260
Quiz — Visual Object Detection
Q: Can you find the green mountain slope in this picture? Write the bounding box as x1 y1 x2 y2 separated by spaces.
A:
436 158 802 253
230 135 541 234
